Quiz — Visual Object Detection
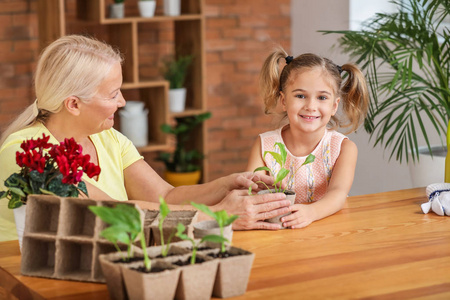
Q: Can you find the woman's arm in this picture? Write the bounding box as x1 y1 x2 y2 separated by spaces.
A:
123 159 275 206
281 139 357 228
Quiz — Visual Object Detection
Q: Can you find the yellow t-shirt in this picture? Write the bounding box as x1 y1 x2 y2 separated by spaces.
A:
0 122 143 241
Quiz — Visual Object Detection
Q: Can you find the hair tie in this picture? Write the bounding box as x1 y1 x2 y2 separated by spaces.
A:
337 65 343 75
285 56 294 65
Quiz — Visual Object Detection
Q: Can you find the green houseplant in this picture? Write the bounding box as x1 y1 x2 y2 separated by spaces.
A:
158 111 211 186
162 54 193 112
321 0 450 164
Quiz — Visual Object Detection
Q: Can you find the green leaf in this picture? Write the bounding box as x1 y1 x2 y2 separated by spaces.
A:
0 191 6 199
223 214 239 227
100 226 131 244
274 168 290 185
191 202 216 220
275 142 287 165
175 223 191 241
200 234 229 244
264 151 283 167
8 187 26 198
253 166 270 173
159 196 170 219
302 154 315 166
77 181 88 196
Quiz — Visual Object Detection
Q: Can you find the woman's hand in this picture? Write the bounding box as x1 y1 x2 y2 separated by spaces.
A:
227 172 277 193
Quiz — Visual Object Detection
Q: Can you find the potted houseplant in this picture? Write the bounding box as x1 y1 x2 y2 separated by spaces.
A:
138 0 156 18
162 54 193 112
110 0 125 18
321 0 450 183
158 111 211 186
163 0 181 16
249 142 315 228
0 134 100 251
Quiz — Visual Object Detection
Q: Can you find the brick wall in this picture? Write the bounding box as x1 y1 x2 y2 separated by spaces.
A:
204 0 291 180
0 0 291 182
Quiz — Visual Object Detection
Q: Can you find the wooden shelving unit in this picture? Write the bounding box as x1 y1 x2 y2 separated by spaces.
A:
37 0 208 182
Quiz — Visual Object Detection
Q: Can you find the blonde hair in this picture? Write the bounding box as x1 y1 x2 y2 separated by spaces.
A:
0 35 123 146
259 48 369 133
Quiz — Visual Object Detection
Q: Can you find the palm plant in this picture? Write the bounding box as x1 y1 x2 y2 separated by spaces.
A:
322 0 450 163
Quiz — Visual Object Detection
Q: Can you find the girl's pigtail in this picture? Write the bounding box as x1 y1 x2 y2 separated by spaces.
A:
259 48 288 114
339 63 369 133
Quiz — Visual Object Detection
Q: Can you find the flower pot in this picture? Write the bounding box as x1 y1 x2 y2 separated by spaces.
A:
167 254 219 300
165 170 201 187
163 0 181 16
258 189 295 229
13 205 26 252
99 251 135 300
169 88 187 113
150 211 198 246
138 1 156 18
121 260 181 300
408 145 447 188
202 246 255 298
193 220 233 248
109 3 124 18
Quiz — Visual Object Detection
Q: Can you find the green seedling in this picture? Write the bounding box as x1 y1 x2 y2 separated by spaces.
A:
89 204 151 271
249 142 315 195
158 196 176 257
175 223 228 265
190 202 238 253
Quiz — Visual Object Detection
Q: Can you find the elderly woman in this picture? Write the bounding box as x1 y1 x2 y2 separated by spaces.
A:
0 35 290 241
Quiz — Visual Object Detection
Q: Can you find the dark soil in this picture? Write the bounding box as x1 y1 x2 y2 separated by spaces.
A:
112 256 143 264
173 256 205 266
132 266 169 273
207 251 239 259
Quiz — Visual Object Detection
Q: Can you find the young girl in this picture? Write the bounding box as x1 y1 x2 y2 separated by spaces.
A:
247 48 369 229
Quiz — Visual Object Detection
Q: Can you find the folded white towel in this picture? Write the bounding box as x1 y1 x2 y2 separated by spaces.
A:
422 183 450 216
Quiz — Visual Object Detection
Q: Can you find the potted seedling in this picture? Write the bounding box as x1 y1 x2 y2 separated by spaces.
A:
189 203 255 298
158 112 211 186
138 0 156 18
90 203 180 300
162 54 193 112
250 142 315 228
191 202 237 252
172 222 223 300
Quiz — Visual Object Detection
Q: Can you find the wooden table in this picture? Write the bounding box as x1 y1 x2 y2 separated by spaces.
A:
1 187 450 299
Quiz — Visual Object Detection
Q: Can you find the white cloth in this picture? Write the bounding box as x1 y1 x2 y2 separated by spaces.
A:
421 183 450 216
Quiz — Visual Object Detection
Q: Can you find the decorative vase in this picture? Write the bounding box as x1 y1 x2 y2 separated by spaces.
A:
258 189 295 229
119 101 148 147
164 170 201 187
13 204 26 252
163 0 181 16
138 1 156 18
109 3 125 18
168 88 187 113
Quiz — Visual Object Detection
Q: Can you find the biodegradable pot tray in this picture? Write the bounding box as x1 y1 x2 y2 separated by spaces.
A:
20 195 198 284
150 210 198 245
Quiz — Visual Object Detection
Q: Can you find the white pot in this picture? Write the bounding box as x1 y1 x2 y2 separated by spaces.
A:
408 145 447 188
119 108 149 147
138 1 156 18
164 0 181 16
13 205 27 252
109 3 124 19
168 88 187 113
193 220 233 248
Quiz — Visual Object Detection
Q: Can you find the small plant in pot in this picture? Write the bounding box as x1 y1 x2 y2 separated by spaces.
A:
158 111 211 186
138 0 156 18
249 142 315 228
162 54 193 113
110 0 125 19
90 203 180 300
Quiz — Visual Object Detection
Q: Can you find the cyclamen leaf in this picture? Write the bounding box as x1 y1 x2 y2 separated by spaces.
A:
8 187 26 197
0 191 6 199
77 181 88 196
8 196 23 209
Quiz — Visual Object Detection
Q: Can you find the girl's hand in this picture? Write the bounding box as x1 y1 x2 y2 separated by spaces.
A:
228 172 276 192
281 204 317 229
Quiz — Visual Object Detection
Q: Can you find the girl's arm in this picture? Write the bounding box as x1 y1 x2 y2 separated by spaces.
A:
281 139 357 228
246 137 266 173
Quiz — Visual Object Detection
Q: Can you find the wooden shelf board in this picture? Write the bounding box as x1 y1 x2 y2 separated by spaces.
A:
170 109 207 118
121 80 169 90
99 14 203 24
